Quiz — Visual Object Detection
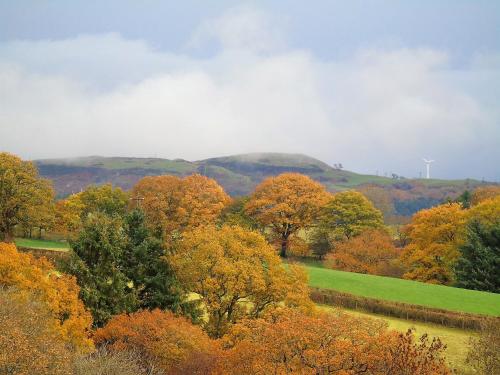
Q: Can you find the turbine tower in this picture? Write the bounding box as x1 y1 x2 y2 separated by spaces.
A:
422 158 435 179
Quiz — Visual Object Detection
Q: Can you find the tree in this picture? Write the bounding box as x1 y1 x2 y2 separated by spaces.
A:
466 319 500 374
471 185 500 206
170 225 313 338
218 196 262 231
317 190 384 241
0 242 93 350
121 209 197 317
466 195 500 228
55 184 129 238
0 152 55 242
245 173 331 257
215 308 450 375
401 203 466 284
326 229 402 277
454 220 500 292
0 288 74 375
62 213 138 326
131 174 230 237
93 309 216 374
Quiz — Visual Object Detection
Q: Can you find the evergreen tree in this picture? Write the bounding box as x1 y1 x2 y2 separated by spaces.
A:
63 213 138 326
455 220 500 293
122 210 193 314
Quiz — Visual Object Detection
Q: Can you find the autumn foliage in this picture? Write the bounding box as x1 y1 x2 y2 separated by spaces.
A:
94 309 216 373
170 225 313 337
245 173 331 257
131 174 231 236
214 308 450 374
0 288 74 375
326 229 402 276
0 242 93 350
401 203 466 284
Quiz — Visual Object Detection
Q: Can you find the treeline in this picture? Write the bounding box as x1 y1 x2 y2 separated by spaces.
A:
1 151 499 374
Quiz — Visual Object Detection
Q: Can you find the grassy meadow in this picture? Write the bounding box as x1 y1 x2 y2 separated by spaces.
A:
15 238 70 251
303 263 500 316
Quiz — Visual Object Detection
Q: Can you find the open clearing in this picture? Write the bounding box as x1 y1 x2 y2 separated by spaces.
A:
320 305 476 374
303 263 500 316
15 238 70 251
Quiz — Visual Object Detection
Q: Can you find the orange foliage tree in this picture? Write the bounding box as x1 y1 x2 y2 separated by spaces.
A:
94 309 216 373
170 225 313 338
0 288 74 375
215 308 450 374
245 173 331 257
0 242 93 350
467 195 500 227
401 203 466 284
326 229 402 276
131 174 231 237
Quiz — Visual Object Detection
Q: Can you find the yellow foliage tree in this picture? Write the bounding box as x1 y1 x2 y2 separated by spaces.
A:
0 242 93 351
467 195 500 228
0 152 55 242
132 174 231 236
0 288 74 375
471 185 500 206
170 225 313 338
245 173 331 257
401 203 466 284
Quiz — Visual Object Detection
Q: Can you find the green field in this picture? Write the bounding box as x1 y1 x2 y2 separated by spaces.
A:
320 305 476 374
15 238 70 251
303 264 500 316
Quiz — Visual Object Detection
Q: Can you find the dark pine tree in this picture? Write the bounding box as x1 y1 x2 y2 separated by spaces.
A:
455 220 500 293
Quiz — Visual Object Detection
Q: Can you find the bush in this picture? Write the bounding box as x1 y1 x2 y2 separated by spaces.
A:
466 319 500 374
93 309 216 373
0 288 74 375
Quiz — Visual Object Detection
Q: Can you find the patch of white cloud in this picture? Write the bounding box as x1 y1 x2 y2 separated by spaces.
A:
0 6 499 180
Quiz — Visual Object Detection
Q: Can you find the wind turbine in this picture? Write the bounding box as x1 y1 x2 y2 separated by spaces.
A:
422 158 435 179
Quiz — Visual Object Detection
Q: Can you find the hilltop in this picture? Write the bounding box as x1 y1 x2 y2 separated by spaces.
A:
36 153 488 219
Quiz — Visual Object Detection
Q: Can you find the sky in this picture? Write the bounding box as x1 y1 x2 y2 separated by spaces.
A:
0 1 499 180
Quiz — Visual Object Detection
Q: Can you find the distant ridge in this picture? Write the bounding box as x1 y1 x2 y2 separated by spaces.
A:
35 153 488 219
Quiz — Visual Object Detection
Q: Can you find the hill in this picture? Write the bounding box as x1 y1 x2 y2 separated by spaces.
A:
35 153 489 219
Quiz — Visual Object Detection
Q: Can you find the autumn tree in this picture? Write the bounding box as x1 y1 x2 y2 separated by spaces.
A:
215 308 450 374
0 152 55 242
170 225 313 338
401 203 466 284
55 184 129 238
245 173 330 257
94 309 216 373
454 220 500 293
132 174 230 237
62 213 138 326
218 196 262 231
0 288 74 375
326 229 403 277
466 319 500 374
0 242 93 350
466 195 500 227
471 185 500 205
318 190 384 240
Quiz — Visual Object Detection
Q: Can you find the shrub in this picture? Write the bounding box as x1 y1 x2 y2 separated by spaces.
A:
0 242 93 350
466 319 500 374
93 309 216 373
0 288 73 375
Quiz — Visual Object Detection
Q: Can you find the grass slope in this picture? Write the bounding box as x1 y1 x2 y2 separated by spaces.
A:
304 264 500 316
320 305 476 374
15 238 70 251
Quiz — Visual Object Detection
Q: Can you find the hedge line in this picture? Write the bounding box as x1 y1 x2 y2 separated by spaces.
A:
310 287 495 330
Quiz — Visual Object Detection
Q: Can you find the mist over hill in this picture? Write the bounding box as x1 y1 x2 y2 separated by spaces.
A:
36 153 488 220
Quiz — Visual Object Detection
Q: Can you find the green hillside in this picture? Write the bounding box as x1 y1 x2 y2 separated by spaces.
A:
304 264 500 316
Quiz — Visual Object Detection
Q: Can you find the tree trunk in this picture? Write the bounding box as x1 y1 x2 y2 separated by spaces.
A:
280 237 288 258
4 231 14 243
